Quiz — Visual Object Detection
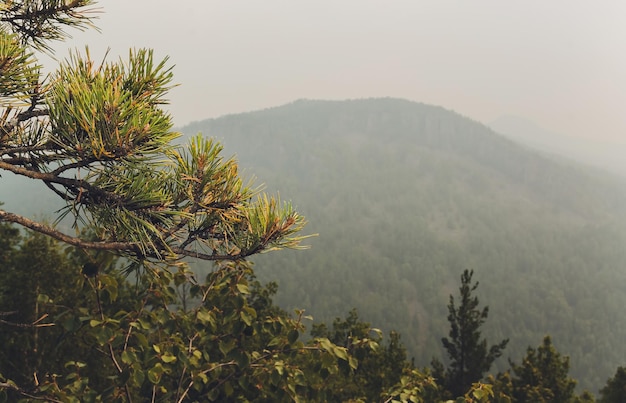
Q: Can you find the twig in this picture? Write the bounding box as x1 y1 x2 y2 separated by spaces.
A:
0 381 64 403
90 275 133 403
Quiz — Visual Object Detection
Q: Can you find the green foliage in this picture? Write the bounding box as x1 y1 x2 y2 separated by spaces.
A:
575 391 597 403
0 219 20 268
0 230 78 387
599 366 626 403
485 372 514 403
0 225 365 401
310 309 409 401
1 222 619 403
0 228 128 400
382 368 439 403
455 383 496 403
508 335 577 403
0 27 39 102
432 270 508 399
0 0 97 51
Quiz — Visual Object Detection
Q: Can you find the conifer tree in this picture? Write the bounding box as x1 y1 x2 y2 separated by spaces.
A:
508 335 577 403
432 269 509 398
599 366 626 403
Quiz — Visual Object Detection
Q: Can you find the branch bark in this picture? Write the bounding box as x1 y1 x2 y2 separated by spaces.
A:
0 209 139 252
0 209 260 261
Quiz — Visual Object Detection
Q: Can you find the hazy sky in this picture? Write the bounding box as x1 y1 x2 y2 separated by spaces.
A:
49 1 626 143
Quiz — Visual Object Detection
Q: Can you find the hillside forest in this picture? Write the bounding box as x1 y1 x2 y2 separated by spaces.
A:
181 98 626 394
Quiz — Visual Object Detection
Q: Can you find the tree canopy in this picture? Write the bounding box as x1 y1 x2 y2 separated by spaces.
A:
599 366 626 403
432 269 509 399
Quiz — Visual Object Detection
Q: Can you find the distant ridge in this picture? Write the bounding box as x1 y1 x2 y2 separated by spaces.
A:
490 114 626 177
186 98 626 218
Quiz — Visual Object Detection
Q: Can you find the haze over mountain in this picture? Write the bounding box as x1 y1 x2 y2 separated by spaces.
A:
490 115 626 177
182 98 626 393
57 1 626 149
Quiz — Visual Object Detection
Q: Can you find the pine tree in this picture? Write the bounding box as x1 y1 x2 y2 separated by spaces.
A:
432 269 509 398
509 335 577 403
599 366 626 403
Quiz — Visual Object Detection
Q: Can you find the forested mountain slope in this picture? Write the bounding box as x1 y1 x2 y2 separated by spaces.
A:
113 98 626 392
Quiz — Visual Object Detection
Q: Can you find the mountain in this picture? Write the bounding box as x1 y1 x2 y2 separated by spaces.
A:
490 115 626 177
182 98 626 393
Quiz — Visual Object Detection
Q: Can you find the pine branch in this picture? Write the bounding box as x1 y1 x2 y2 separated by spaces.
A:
1 0 100 51
0 159 129 206
0 209 140 251
0 209 277 262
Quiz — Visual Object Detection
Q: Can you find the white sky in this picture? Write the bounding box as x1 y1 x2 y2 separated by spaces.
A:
49 1 626 143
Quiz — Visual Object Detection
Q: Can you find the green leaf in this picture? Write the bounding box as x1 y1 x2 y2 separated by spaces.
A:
147 364 164 384
232 350 249 368
238 376 250 390
36 293 51 304
161 353 177 363
240 309 252 326
196 309 215 327
61 315 80 332
219 339 236 356
318 337 333 352
99 274 119 301
368 339 380 352
173 271 187 286
137 318 152 330
121 350 134 365
287 329 299 345
93 326 114 345
224 381 234 396
274 361 284 375
473 389 486 399
236 283 249 294
267 336 282 347
197 372 209 384
320 352 336 369
134 332 149 348
270 368 282 385
133 370 145 386
64 361 86 368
